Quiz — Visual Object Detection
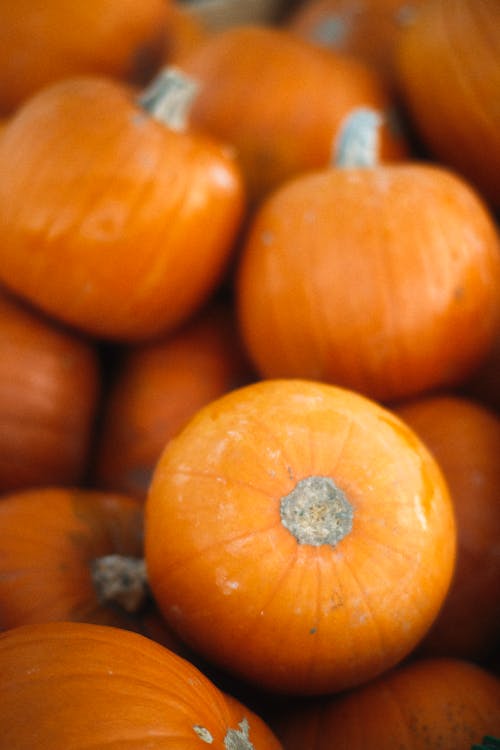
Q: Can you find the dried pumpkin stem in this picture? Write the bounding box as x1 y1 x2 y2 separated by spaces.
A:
137 65 200 131
280 475 354 546
91 554 149 614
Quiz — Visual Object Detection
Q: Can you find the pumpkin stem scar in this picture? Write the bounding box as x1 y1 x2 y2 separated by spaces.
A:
280 476 354 546
91 554 149 613
137 65 200 131
224 718 254 750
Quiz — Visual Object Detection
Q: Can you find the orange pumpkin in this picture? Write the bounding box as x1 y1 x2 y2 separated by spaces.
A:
236 110 500 403
145 378 456 695
163 1 212 65
464 325 500 415
0 70 245 341
0 289 99 493
286 0 423 87
0 486 181 651
271 657 500 749
0 0 171 115
394 394 500 663
94 300 254 499
0 620 283 749
180 24 408 204
396 0 500 210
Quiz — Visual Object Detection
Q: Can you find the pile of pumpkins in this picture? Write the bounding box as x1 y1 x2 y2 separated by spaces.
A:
0 1 499 747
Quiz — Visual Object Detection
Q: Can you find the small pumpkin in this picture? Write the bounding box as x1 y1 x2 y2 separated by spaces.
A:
0 486 182 652
0 0 171 115
0 620 283 749
394 394 500 663
145 378 456 695
271 657 500 749
236 109 500 403
396 0 500 209
162 1 212 65
94 300 254 500
0 289 99 493
286 0 423 88
0 68 245 341
180 24 408 204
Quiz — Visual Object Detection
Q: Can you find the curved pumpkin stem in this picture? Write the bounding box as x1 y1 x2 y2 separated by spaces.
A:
333 106 383 168
137 65 200 131
91 554 149 614
472 738 500 750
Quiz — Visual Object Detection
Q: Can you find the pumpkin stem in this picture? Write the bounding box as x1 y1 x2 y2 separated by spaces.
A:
137 65 200 131
91 554 149 614
472 738 500 750
280 476 354 547
333 107 383 168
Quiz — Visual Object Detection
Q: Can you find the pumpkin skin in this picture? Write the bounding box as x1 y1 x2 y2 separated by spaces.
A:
271 657 500 749
236 163 500 403
0 289 99 493
0 0 171 115
286 0 423 87
0 621 283 750
145 378 456 695
393 394 500 663
94 301 254 500
180 24 408 204
0 74 245 341
396 0 500 210
0 486 180 648
162 1 212 65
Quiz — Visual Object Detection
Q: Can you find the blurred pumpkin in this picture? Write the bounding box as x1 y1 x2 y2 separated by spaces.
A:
0 0 171 115
0 69 245 341
0 289 99 493
394 394 500 663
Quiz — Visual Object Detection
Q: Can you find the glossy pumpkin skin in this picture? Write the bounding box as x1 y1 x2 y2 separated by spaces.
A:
0 75 245 341
271 657 500 749
180 24 408 204
95 301 254 500
0 0 171 115
396 0 500 209
236 163 500 404
286 0 423 87
145 378 456 695
0 290 99 493
394 395 500 663
0 621 283 750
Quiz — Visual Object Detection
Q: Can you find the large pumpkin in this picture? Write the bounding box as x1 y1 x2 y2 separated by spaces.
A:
179 24 408 204
0 620 282 749
0 289 99 492
0 70 245 341
0 0 171 115
394 394 500 663
236 113 500 403
145 378 456 695
271 657 500 749
396 0 500 210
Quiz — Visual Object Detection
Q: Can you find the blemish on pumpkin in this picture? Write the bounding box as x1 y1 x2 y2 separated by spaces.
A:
224 718 254 750
280 476 354 547
193 725 214 744
309 15 350 48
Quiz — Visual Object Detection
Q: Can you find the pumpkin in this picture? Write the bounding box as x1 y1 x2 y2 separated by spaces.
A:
271 657 500 749
0 620 283 749
393 394 500 663
236 109 500 403
179 24 408 204
0 0 172 115
94 300 254 500
286 0 423 88
0 68 245 341
464 325 500 415
0 486 180 650
396 0 500 210
145 378 456 695
162 1 212 65
0 289 99 493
